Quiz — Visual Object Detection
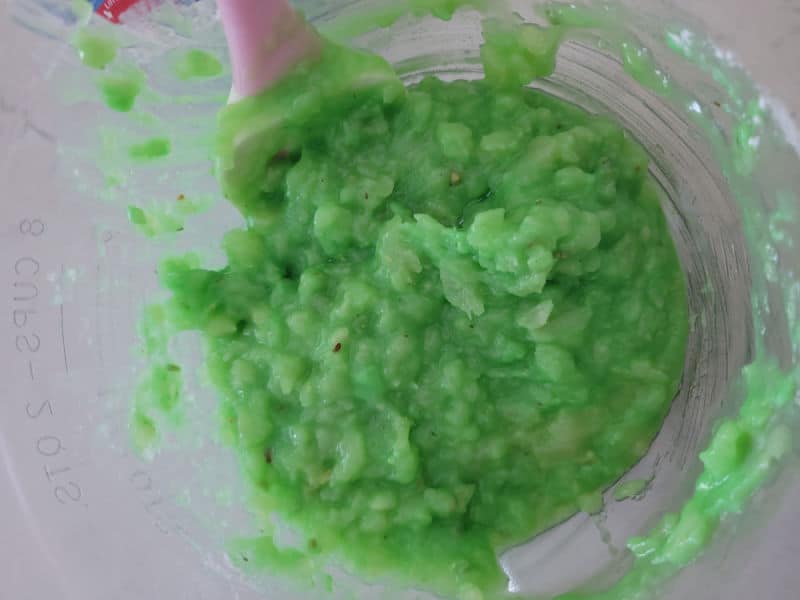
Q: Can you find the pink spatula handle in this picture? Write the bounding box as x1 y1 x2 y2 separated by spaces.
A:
219 0 322 102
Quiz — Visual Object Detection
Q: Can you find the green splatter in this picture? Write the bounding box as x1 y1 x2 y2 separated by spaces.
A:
105 173 124 188
129 137 172 160
134 362 182 420
620 42 671 94
127 195 212 237
71 0 93 21
227 535 310 575
543 2 671 95
139 302 172 360
613 478 648 501
321 573 334 593
131 409 158 453
172 49 224 80
74 30 118 69
577 490 605 514
127 205 148 226
99 67 145 112
480 17 563 88
131 303 185 453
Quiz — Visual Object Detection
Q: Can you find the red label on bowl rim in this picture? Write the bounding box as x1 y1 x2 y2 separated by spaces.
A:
93 0 151 23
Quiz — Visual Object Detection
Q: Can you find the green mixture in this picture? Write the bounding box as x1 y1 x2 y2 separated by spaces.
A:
134 24 688 598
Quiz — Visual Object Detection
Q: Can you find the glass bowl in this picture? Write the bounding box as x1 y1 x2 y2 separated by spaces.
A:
1 1 798 598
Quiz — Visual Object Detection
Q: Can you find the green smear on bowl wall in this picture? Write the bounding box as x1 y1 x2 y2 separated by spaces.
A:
542 3 799 600
172 49 224 80
74 30 118 69
128 137 171 160
126 194 210 237
613 478 649 502
99 67 145 112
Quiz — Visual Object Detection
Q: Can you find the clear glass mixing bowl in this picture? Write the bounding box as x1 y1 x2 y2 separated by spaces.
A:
2 1 799 599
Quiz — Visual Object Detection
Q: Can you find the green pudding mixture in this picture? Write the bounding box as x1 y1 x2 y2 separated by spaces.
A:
135 20 688 600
